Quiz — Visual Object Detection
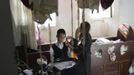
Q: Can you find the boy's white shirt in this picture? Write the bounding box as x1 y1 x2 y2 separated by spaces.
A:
50 42 71 63
55 42 64 49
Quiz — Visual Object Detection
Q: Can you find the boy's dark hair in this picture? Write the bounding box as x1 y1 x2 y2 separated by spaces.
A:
57 29 66 36
80 21 91 33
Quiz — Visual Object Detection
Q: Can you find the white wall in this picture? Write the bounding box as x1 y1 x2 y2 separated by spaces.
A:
105 0 134 38
56 0 120 39
104 0 120 37
118 0 134 29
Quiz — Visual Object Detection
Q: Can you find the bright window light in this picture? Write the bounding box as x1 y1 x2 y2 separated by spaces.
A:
91 4 111 19
44 12 56 27
80 4 111 20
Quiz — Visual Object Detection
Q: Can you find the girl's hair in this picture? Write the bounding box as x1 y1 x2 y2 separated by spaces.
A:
80 21 91 33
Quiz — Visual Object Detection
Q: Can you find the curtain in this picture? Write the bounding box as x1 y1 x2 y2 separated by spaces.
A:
10 0 37 49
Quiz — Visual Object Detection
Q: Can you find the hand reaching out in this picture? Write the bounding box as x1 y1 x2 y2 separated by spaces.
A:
65 36 73 48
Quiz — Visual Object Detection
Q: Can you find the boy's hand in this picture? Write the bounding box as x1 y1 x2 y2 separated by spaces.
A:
65 41 72 48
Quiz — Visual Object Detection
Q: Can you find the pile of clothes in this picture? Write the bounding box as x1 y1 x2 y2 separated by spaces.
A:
17 58 53 75
93 38 123 45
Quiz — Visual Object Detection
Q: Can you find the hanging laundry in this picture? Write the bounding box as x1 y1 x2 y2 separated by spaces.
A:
100 0 114 10
77 0 99 12
21 0 58 24
33 0 58 24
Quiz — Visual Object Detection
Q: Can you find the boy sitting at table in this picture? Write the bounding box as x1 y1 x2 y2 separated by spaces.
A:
52 28 76 62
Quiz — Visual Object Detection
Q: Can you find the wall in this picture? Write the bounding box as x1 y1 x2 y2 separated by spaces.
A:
118 0 134 29
104 0 120 37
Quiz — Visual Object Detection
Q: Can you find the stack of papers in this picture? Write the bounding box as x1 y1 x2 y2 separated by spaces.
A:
53 61 76 70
